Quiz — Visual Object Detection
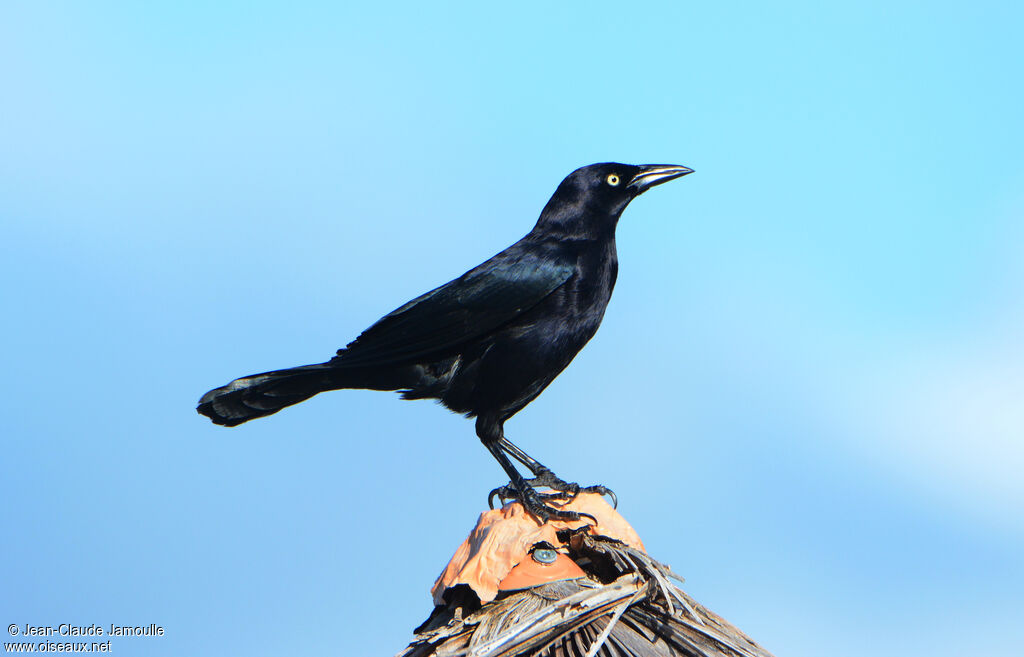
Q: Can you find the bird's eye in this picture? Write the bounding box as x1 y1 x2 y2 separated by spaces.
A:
606 174 620 186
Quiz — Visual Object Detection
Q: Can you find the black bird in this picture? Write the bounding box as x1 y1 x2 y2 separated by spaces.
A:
198 163 693 519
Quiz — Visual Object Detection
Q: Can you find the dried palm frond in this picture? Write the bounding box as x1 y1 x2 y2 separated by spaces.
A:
397 496 773 657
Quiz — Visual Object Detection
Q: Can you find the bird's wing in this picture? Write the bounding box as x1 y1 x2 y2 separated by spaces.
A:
332 253 573 368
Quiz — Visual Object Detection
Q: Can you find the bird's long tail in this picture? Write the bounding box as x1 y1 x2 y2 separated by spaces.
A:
197 364 343 426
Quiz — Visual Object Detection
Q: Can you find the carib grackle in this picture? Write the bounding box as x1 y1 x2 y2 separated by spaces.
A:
198 163 693 520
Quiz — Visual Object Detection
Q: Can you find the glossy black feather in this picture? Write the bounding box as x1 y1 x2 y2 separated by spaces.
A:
334 253 574 368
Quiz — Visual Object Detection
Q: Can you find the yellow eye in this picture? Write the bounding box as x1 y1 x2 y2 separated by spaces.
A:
606 174 620 186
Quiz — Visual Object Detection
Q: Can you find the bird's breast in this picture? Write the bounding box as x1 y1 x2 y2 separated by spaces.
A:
564 244 617 324
525 244 617 352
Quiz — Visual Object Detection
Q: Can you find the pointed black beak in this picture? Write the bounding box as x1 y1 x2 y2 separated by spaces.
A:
627 164 694 193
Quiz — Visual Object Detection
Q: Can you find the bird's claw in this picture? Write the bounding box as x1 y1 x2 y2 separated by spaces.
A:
486 478 614 523
579 484 617 509
522 469 616 507
488 485 511 510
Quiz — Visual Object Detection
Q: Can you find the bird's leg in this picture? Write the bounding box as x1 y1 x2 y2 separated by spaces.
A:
476 416 592 522
496 436 617 508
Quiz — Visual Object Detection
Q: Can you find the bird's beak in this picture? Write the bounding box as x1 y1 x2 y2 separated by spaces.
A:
627 164 694 193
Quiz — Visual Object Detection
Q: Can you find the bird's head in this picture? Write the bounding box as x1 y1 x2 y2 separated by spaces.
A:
535 162 693 238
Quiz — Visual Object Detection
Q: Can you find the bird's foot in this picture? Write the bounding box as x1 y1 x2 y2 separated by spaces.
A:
487 483 594 522
525 467 618 509
487 472 617 523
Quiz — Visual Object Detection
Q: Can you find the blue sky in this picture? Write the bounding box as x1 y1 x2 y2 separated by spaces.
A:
2 2 1022 655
